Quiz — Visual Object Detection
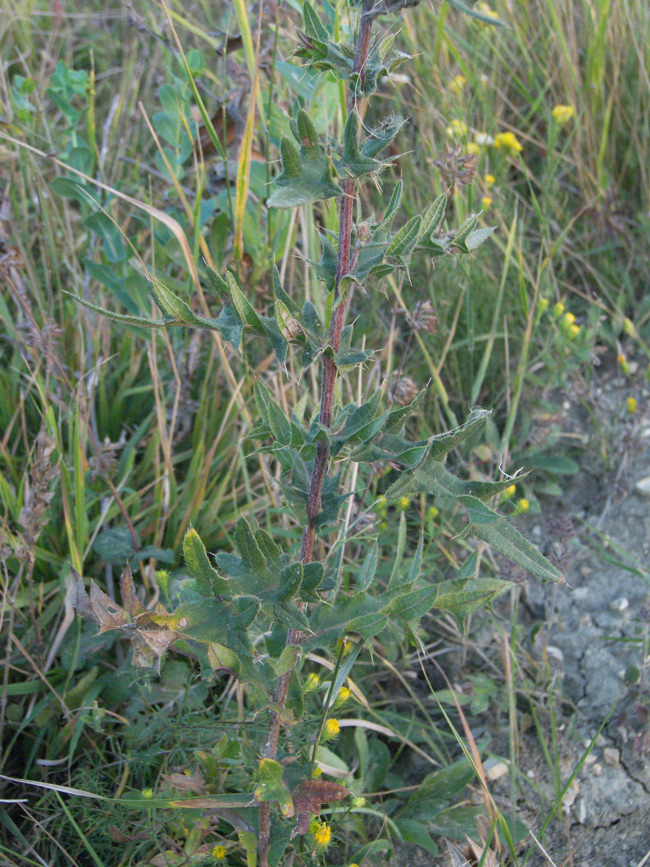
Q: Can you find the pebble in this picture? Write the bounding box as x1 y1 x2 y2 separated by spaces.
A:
609 597 629 613
593 763 602 776
485 760 509 782
573 587 590 601
577 798 587 824
603 747 620 766
635 476 650 496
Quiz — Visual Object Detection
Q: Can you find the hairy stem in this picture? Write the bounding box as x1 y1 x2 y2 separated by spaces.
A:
258 2 376 863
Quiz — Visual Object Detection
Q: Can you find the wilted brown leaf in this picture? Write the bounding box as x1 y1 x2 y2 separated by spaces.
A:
71 568 179 671
291 779 349 838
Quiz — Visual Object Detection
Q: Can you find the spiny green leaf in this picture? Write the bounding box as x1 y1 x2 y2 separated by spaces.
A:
417 194 447 242
63 291 170 328
235 518 266 574
386 215 421 259
467 507 564 583
434 577 510 618
183 528 229 597
386 457 521 502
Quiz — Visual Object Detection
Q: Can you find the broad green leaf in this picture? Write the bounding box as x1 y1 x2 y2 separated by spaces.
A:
254 759 294 817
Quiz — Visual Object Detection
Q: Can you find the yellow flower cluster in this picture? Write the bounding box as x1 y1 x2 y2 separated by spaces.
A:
305 672 320 692
493 131 523 154
212 845 227 860
552 104 575 125
626 396 638 414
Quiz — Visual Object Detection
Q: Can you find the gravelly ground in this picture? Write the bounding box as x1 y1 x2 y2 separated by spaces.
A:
391 368 650 866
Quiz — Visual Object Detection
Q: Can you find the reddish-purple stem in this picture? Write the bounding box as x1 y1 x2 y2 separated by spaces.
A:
258 3 375 864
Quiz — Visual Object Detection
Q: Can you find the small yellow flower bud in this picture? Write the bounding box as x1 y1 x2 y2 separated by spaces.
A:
142 788 154 800
537 297 549 314
623 317 637 338
323 718 340 740
626 396 638 414
305 672 320 692
449 74 466 95
427 505 439 520
502 484 516 500
563 312 576 326
335 637 352 657
212 845 227 860
351 797 366 808
552 301 565 318
477 1 498 18
569 324 580 338
311 765 323 777
335 686 351 707
485 173 496 188
467 142 480 155
398 496 411 511
481 196 493 209
516 498 530 512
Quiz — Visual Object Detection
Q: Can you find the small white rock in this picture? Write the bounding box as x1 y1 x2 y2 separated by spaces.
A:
610 597 629 613
636 477 650 496
577 798 587 824
603 747 620 766
593 763 602 776
547 645 564 664
527 769 535 779
485 761 509 782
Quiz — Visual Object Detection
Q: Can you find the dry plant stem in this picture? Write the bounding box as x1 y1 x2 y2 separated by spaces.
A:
258 3 375 863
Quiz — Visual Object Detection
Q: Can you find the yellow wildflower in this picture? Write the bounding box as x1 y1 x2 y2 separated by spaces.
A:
626 396 638 414
617 353 631 375
551 104 575 125
450 74 467 95
516 498 530 513
305 672 320 692
481 196 493 209
485 173 496 188
142 788 154 799
427 505 439 520
324 718 340 740
494 131 523 154
310 820 331 848
212 845 227 860
446 119 468 139
398 495 411 510
467 142 480 155
537 298 549 314
552 301 565 318
563 312 576 326
568 324 580 338
502 484 516 500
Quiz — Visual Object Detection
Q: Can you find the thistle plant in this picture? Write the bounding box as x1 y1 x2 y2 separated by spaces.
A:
68 1 563 864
